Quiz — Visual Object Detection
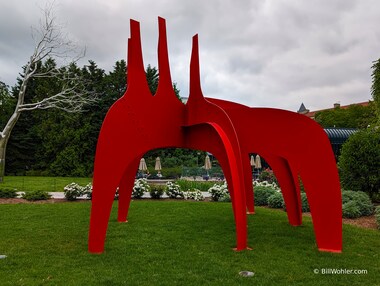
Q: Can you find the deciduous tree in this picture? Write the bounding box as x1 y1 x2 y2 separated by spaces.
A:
371 58 380 124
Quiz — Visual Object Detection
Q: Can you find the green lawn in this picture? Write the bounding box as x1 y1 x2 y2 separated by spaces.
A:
1 176 92 192
0 201 379 285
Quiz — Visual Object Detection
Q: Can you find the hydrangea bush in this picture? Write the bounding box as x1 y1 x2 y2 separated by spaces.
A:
208 182 229 202
64 183 84 201
82 183 93 199
133 178 150 199
253 180 279 189
183 189 204 201
218 192 231 202
165 181 184 199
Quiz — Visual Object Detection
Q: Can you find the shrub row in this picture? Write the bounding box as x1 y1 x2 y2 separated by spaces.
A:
164 181 206 201
253 186 376 218
342 190 374 218
0 187 18 198
62 180 376 222
21 190 51 201
0 187 52 201
63 179 209 201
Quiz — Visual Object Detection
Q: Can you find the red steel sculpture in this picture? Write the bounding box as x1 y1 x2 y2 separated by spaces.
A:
88 18 342 254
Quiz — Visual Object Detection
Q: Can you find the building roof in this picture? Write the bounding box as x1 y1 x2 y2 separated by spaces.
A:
324 128 357 144
297 103 308 113
299 101 370 119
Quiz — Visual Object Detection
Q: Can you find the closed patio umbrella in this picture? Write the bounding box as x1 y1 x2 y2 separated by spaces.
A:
204 155 212 175
255 155 262 169
139 158 148 172
250 155 256 167
155 157 162 177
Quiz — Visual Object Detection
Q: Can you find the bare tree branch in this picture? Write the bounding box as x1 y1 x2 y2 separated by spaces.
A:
0 1 96 181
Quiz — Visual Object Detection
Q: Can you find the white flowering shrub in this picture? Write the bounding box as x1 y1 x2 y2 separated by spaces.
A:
208 182 229 202
82 183 93 199
184 189 204 201
133 178 150 199
165 181 184 199
63 182 121 200
218 192 231 202
64 183 83 201
253 180 279 190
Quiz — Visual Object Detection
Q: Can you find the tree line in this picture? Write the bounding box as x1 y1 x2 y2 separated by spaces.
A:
0 60 204 177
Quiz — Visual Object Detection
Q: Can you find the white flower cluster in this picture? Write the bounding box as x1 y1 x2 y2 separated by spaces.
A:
133 178 150 198
82 183 93 198
253 180 279 190
165 181 184 199
64 182 90 200
208 182 229 202
183 189 204 201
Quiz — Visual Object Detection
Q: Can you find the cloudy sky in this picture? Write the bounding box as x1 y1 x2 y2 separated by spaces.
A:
0 0 379 112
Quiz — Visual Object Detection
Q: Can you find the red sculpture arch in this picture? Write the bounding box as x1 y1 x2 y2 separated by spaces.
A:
88 18 342 254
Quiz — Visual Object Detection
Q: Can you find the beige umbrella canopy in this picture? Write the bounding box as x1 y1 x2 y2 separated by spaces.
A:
139 158 148 172
204 155 212 170
155 157 162 174
250 155 256 167
204 154 212 176
154 157 162 177
255 155 262 169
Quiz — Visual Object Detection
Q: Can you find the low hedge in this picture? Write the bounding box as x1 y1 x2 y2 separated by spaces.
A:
0 187 18 198
267 192 284 209
342 201 361 219
149 185 165 199
176 180 216 193
254 187 277 206
342 190 374 218
22 190 51 201
280 192 310 213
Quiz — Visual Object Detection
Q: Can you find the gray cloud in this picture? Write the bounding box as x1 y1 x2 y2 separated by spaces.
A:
0 0 379 112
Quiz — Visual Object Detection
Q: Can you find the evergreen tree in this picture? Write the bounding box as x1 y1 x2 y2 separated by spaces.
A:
0 82 14 130
146 64 159 95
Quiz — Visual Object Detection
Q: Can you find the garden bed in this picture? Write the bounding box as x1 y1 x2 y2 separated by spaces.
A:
302 212 378 230
0 197 377 230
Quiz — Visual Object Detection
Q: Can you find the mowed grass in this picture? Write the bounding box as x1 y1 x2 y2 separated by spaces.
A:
0 201 379 286
1 176 92 192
